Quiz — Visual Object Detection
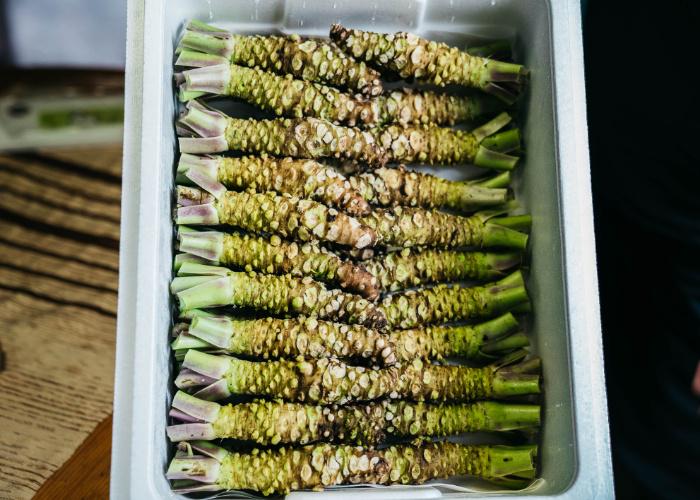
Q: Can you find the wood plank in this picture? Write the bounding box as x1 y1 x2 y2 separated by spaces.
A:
0 293 115 500
0 149 120 499
37 145 124 177
33 415 112 500
0 220 118 272
0 156 122 203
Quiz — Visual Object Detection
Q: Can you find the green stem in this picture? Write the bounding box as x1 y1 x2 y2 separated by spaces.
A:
491 214 533 233
482 222 529 249
481 128 521 153
470 170 512 188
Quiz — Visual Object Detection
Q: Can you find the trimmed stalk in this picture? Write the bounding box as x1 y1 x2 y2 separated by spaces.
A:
177 227 379 299
370 112 521 169
349 165 508 213
167 391 540 445
330 24 528 103
177 20 383 96
177 153 370 216
172 264 387 329
375 88 502 127
173 314 396 365
173 252 213 271
178 64 377 127
366 248 521 292
380 271 529 329
175 349 540 403
358 206 529 250
175 187 378 250
167 440 537 494
492 214 533 233
471 171 512 189
177 99 387 167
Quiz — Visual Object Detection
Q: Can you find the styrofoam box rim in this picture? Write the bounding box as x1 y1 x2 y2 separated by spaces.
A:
112 0 613 498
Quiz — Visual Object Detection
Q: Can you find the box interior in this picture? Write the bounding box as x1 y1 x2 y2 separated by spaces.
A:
150 0 575 497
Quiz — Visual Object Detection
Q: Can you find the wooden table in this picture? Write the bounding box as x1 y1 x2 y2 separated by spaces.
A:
0 147 121 499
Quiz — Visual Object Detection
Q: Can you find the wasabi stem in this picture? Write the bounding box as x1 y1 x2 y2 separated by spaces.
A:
380 270 529 329
358 205 529 250
375 88 502 127
167 440 537 495
175 349 540 403
178 99 387 166
178 64 377 127
172 310 528 364
177 153 370 216
172 263 387 329
172 314 396 365
365 248 521 292
471 170 512 189
167 391 540 445
330 24 528 103
178 20 383 96
349 165 509 212
370 112 521 169
175 187 378 249
177 227 380 299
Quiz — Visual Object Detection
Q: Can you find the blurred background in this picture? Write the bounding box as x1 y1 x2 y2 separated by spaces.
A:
0 0 125 150
0 1 698 499
0 1 126 498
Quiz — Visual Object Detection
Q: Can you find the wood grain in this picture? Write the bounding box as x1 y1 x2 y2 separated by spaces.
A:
0 148 120 500
33 415 112 500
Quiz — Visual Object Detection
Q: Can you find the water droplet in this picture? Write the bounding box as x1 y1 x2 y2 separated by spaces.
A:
450 15 455 23
490 0 496 5
207 0 213 20
299 19 304 27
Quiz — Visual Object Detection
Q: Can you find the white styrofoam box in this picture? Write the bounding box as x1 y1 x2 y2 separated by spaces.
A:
112 0 612 498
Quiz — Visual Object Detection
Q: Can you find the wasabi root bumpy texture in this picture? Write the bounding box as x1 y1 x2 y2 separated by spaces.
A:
172 310 528 365
358 206 528 250
177 153 370 216
172 314 396 365
172 264 387 329
349 165 509 212
167 440 538 495
379 271 529 329
373 88 502 127
177 227 380 299
174 349 540 403
178 20 383 96
369 112 521 169
330 24 528 103
178 99 387 167
167 390 541 445
178 64 375 126
176 187 378 249
178 64 500 127
365 248 520 292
